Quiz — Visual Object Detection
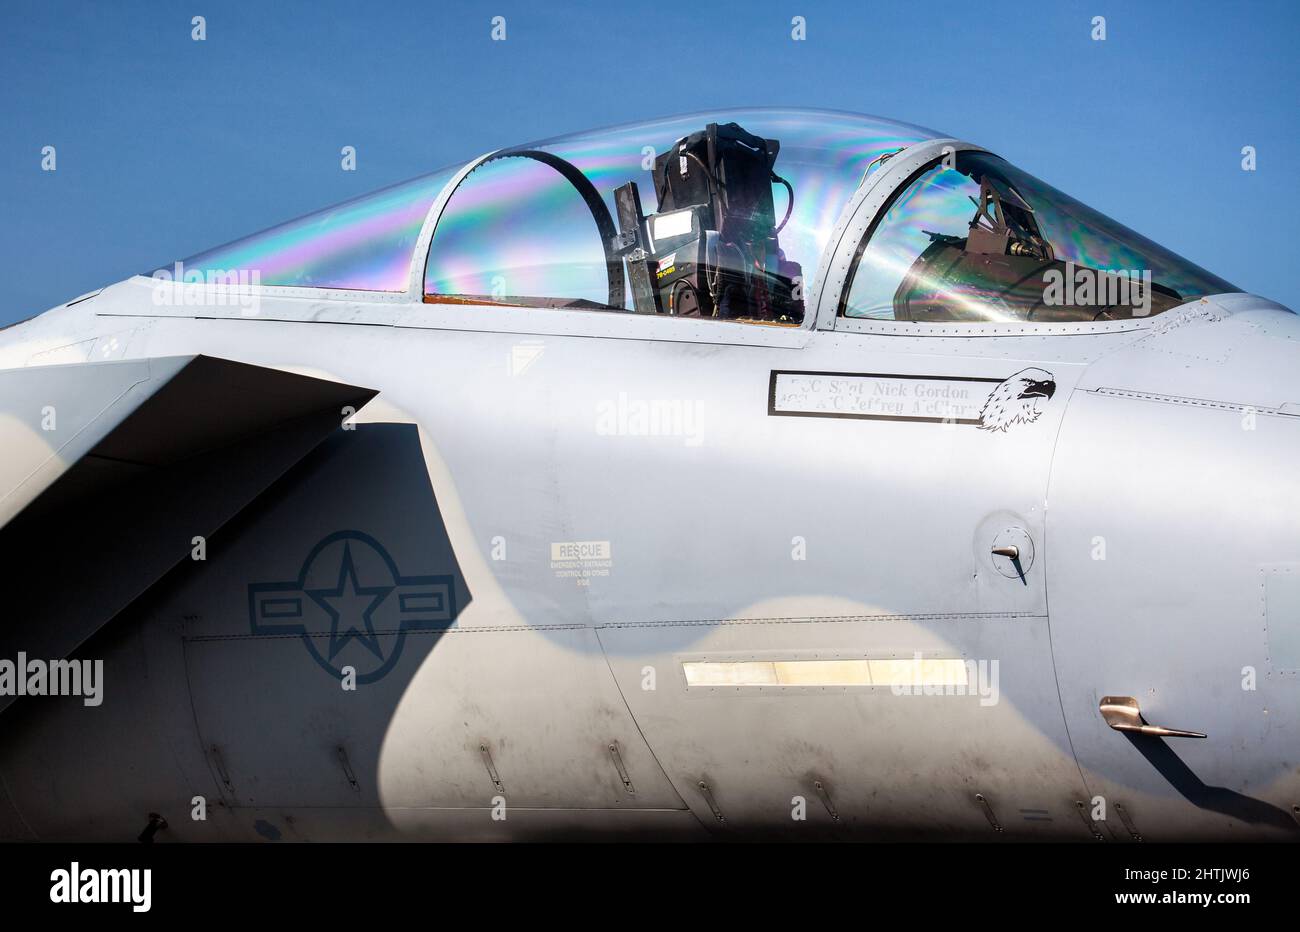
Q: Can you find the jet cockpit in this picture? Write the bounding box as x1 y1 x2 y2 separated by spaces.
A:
171 109 1236 332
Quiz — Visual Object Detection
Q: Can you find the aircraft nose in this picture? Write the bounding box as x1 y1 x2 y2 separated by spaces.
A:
1047 298 1300 835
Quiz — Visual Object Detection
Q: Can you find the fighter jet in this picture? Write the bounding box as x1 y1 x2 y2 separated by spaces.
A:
0 108 1296 842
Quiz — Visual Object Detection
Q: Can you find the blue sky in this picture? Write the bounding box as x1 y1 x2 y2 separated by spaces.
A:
1 0 1297 324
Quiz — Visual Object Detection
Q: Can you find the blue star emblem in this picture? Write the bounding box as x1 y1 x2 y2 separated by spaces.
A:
249 531 456 683
305 541 393 661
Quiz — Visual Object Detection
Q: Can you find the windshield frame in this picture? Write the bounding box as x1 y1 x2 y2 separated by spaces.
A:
819 140 1242 335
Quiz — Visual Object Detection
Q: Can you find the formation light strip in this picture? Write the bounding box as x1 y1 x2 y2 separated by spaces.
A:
682 658 969 688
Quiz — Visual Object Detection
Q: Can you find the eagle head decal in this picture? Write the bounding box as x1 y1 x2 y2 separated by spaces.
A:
978 367 1057 432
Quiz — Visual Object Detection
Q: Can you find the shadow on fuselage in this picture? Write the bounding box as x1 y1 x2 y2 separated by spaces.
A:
181 423 474 816
1122 733 1296 833
0 423 474 840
